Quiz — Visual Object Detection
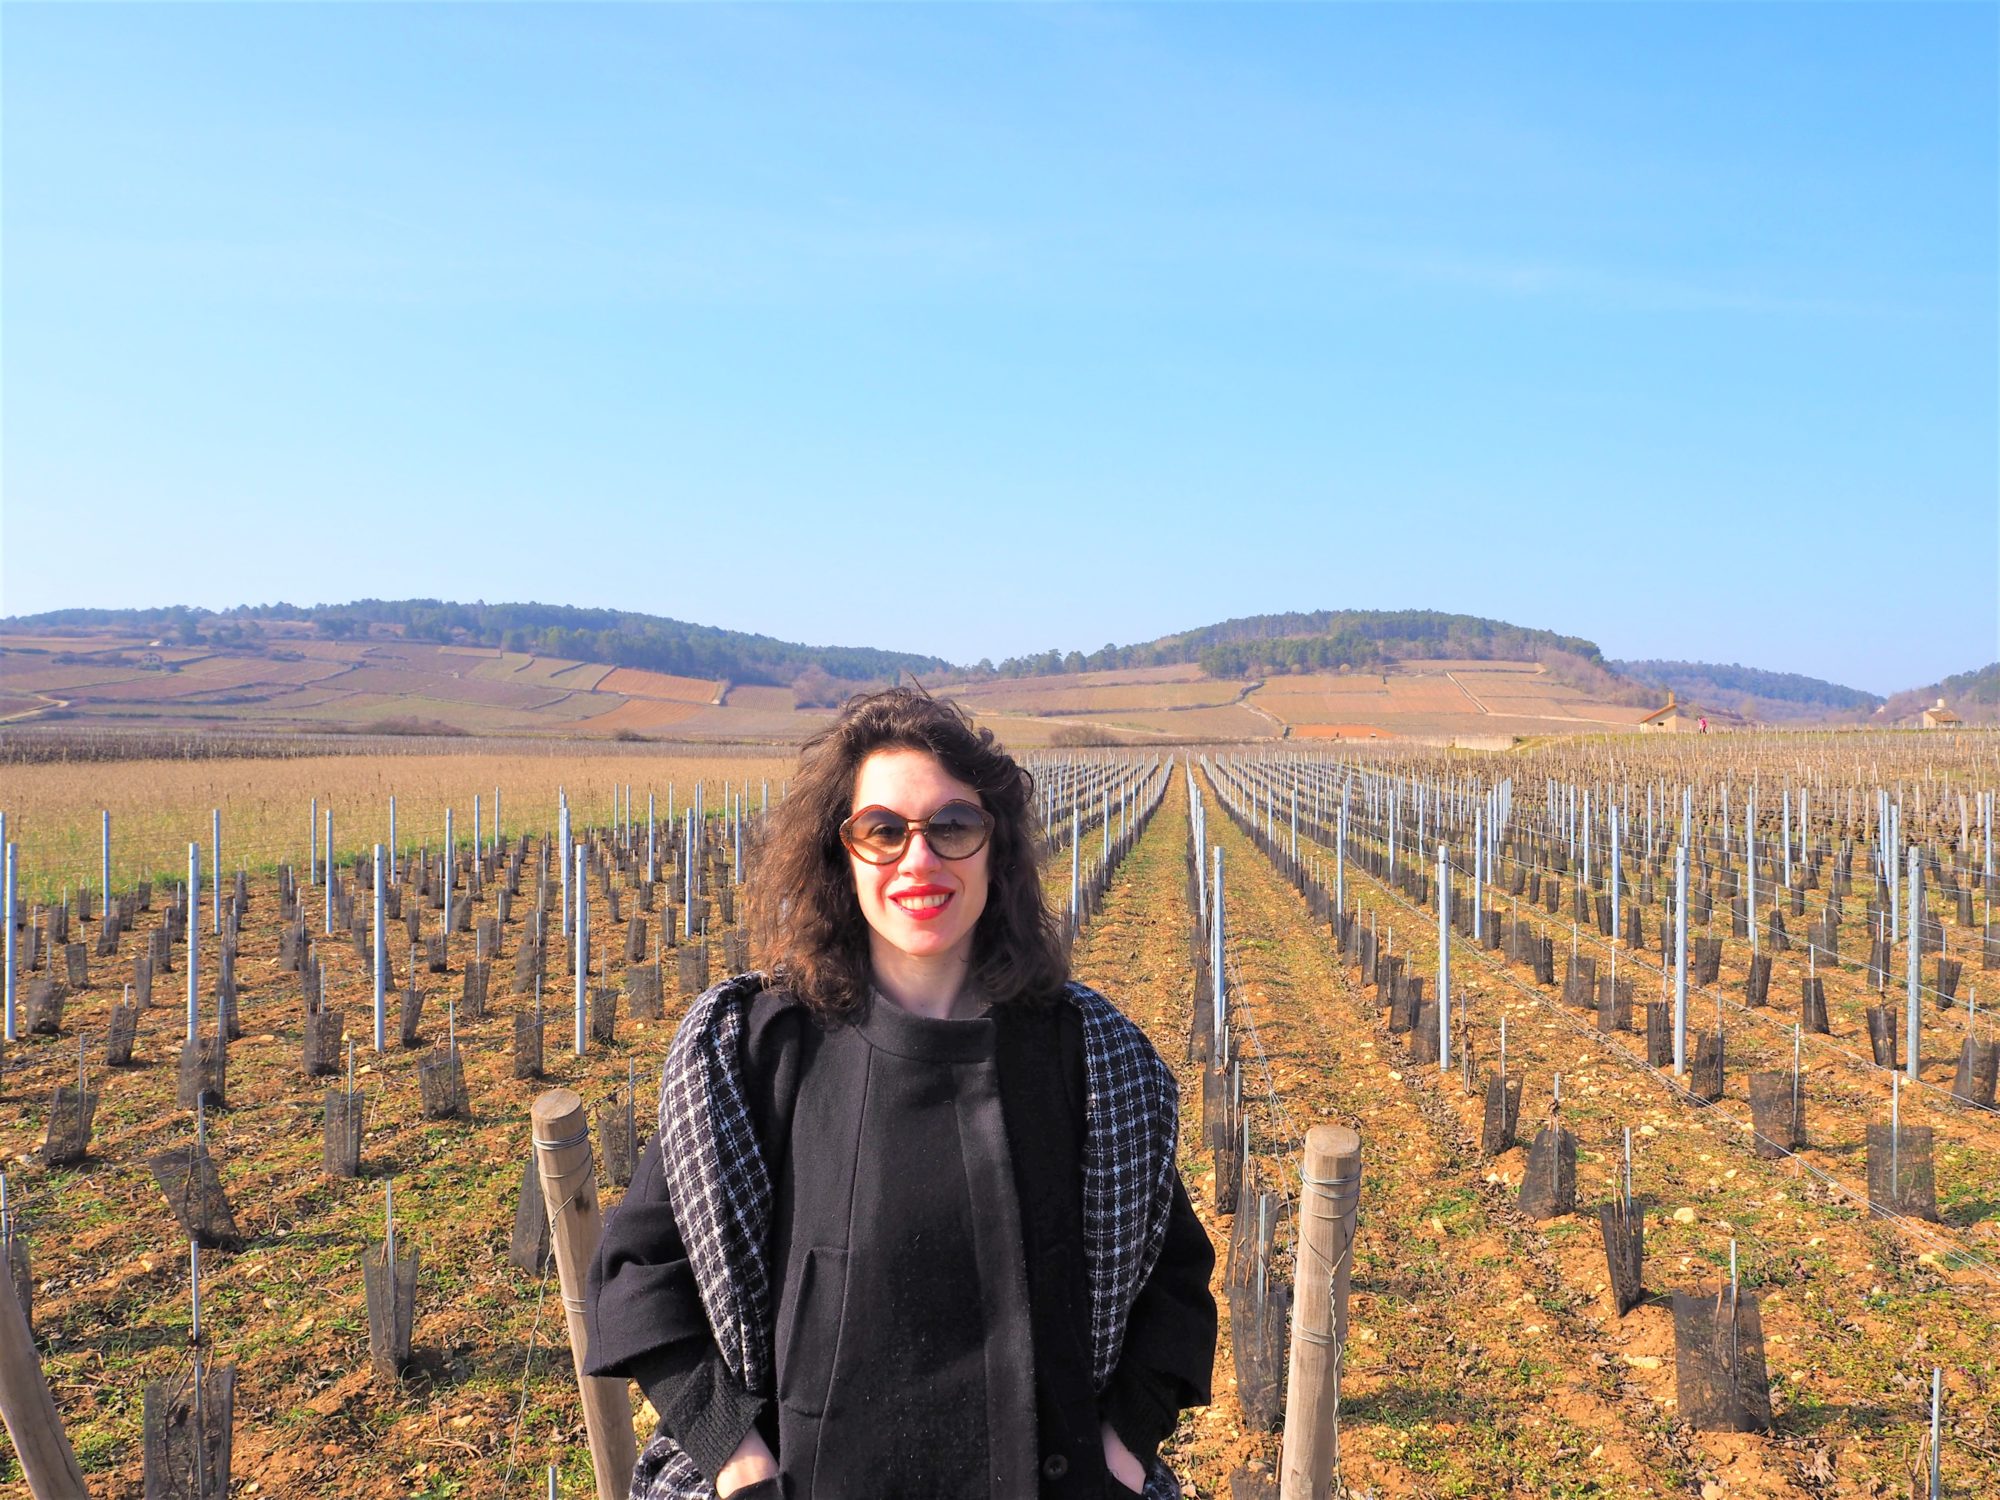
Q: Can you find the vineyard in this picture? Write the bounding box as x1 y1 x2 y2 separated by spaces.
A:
0 730 1996 1496
0 639 747 743
1 633 1677 751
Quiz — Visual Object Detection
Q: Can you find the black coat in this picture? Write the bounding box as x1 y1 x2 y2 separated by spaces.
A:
587 989 1216 1500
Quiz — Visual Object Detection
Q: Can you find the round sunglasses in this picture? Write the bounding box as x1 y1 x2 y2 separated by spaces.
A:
840 799 995 865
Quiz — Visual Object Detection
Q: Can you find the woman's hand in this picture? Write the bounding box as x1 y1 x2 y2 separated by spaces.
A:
1101 1424 1147 1494
715 1430 779 1497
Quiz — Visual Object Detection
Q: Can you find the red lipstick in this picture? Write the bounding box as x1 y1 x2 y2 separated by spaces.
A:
889 884 953 921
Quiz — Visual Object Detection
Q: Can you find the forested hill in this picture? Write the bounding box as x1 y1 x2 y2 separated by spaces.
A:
989 609 1606 679
1881 661 2000 725
1933 661 2000 706
0 600 949 688
1610 659 1884 721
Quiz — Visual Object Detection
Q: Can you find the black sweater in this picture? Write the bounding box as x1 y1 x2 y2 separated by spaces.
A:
586 990 1215 1500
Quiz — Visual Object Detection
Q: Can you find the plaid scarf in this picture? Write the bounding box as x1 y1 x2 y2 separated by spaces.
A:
630 973 1184 1500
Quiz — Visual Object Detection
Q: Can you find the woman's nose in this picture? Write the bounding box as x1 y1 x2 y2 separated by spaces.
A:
900 831 944 872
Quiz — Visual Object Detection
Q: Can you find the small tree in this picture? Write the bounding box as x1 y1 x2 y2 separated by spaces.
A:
793 665 862 709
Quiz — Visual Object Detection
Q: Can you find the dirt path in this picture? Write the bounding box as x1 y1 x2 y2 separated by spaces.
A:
0 690 69 723
1442 671 1491 716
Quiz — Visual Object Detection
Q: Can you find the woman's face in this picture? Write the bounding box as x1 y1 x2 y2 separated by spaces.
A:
847 747 992 975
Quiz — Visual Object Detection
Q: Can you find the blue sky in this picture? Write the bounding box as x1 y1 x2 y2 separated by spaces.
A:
3 2 1993 694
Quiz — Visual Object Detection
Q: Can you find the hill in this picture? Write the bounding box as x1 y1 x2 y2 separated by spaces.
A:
1879 661 2000 726
1 600 946 690
0 635 778 742
1609 659 1883 723
13 597 1978 745
985 608 1608 679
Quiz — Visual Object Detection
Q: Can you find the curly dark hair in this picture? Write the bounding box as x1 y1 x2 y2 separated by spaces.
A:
747 685 1068 1022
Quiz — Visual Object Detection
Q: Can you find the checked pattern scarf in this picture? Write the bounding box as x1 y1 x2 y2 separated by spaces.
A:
630 973 1184 1500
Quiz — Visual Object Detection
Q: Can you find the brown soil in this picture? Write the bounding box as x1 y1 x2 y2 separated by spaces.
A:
1199 760 2000 1498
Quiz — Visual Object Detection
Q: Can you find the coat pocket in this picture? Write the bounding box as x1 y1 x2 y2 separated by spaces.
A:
775 1245 847 1420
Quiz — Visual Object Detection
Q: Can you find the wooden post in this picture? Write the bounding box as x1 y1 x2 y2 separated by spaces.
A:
1280 1124 1362 1500
531 1089 635 1500
0 1253 86 1497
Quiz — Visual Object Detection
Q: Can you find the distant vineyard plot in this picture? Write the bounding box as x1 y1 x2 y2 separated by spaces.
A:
932 660 1662 745
1250 660 1657 741
944 664 1235 714
0 638 769 741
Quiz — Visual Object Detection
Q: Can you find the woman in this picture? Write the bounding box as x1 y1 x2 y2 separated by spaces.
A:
586 687 1216 1500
